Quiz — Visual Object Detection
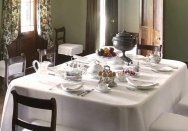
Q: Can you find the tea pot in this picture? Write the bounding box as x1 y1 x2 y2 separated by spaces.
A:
32 60 51 73
87 60 103 78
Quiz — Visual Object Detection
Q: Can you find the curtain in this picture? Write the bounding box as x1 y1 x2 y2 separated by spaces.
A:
37 0 53 48
0 0 53 60
85 0 99 55
105 0 118 46
0 0 20 59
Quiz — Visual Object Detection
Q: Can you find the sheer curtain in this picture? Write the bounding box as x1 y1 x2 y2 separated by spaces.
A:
85 0 99 55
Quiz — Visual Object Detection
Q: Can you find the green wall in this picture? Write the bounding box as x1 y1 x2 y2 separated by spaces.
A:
118 0 140 33
51 0 86 47
164 0 188 62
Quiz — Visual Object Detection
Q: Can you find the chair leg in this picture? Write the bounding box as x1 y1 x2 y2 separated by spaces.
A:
0 77 6 96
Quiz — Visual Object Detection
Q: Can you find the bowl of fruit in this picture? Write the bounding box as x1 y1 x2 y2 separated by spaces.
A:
96 47 117 57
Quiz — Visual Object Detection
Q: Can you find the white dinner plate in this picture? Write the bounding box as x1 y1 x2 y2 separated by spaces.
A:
61 82 83 92
126 77 158 90
152 66 173 72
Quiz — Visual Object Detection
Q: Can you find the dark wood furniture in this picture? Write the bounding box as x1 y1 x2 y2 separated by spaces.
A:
137 44 162 56
4 55 26 91
11 90 56 131
54 27 66 45
6 35 49 70
54 27 80 64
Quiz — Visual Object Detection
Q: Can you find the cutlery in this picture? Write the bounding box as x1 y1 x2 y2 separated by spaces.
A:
151 68 159 73
80 89 94 96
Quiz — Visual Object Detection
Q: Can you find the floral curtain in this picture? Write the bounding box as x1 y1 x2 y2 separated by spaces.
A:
37 0 53 48
0 0 20 59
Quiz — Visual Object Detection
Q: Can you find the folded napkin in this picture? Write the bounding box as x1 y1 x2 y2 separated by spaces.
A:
126 77 158 89
61 82 84 91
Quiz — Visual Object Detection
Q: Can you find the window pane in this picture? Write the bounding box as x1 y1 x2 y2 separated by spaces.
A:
21 0 34 32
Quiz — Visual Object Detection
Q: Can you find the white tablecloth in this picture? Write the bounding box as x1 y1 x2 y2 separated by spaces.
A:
1 59 188 131
58 43 83 56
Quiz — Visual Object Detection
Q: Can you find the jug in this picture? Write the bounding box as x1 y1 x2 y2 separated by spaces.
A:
87 60 103 78
32 60 51 74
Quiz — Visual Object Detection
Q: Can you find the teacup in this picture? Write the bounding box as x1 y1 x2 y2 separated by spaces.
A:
117 72 127 82
97 82 110 93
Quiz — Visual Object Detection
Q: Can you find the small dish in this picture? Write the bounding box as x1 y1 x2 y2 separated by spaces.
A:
96 83 111 93
116 72 127 82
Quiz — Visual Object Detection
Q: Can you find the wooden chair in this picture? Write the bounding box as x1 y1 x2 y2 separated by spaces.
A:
4 55 26 90
11 90 56 131
11 90 80 131
55 26 66 45
137 44 162 56
54 27 83 58
37 47 55 66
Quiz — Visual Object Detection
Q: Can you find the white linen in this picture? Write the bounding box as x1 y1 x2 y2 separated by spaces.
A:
0 60 5 77
150 113 188 131
0 60 23 77
1 59 188 131
58 43 83 56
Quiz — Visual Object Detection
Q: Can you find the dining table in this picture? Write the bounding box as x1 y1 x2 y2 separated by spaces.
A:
1 54 188 131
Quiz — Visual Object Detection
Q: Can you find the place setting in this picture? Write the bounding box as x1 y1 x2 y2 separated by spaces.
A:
126 76 159 90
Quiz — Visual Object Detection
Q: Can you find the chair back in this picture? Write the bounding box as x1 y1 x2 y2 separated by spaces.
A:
5 55 26 89
37 47 55 66
11 90 57 131
137 44 162 56
55 27 66 45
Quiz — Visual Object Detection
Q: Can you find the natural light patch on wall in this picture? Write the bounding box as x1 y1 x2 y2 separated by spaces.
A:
99 0 106 48
21 0 34 33
118 0 139 33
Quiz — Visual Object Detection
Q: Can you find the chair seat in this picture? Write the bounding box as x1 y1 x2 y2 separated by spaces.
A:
22 119 79 131
58 43 83 56
150 113 188 131
175 95 188 117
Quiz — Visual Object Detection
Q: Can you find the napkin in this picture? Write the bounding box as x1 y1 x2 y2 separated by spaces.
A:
61 82 84 91
126 77 158 88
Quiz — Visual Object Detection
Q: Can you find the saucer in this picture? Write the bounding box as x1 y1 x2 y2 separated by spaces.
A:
96 83 111 93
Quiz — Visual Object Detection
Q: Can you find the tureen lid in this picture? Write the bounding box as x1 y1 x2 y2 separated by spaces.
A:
112 30 137 43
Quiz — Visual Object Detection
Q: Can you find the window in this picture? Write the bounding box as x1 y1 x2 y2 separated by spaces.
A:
21 0 34 33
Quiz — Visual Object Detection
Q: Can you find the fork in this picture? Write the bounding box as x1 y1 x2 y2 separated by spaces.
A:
80 89 94 96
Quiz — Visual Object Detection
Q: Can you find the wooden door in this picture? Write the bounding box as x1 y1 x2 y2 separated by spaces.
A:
19 32 37 68
6 0 40 69
140 0 163 55
105 0 118 46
